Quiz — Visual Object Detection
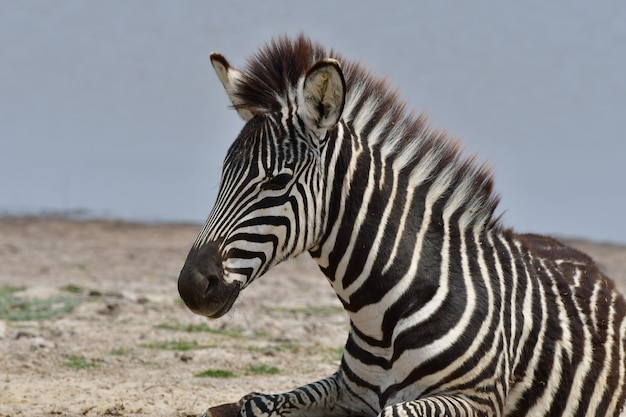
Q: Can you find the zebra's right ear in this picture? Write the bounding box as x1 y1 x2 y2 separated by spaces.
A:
210 53 254 121
298 59 346 135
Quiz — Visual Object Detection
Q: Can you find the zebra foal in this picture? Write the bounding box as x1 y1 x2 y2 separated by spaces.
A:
177 35 626 417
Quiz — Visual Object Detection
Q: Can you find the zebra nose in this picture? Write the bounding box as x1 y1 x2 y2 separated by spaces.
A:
178 242 241 318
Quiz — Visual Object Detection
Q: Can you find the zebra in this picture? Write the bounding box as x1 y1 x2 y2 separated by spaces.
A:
177 34 626 417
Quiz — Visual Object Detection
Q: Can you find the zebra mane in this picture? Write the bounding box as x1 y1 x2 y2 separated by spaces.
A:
234 34 502 230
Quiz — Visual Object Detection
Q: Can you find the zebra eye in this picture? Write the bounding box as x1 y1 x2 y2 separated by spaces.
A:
261 173 293 191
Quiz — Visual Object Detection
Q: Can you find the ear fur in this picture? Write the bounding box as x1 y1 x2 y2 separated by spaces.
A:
210 53 254 121
298 59 346 134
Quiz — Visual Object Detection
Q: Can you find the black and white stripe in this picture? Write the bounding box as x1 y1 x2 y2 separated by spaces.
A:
178 35 626 417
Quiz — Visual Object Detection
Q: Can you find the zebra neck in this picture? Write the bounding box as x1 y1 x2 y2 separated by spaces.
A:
314 206 497 345
310 120 499 342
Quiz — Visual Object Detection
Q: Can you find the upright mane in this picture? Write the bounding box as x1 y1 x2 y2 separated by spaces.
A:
232 34 502 230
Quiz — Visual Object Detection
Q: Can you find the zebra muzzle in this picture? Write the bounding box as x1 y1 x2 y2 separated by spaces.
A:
178 242 241 318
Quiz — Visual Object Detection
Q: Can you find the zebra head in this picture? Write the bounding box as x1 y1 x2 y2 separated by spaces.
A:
178 43 346 318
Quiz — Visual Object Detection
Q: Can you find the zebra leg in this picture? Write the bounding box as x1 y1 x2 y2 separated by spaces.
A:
202 373 371 417
379 395 494 417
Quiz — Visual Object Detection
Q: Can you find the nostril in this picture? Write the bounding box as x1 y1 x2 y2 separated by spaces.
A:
203 274 221 298
178 242 240 318
178 241 230 316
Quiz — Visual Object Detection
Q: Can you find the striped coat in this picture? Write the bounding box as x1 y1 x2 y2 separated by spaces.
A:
178 35 626 417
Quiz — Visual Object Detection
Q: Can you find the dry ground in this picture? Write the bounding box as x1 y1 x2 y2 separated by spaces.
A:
1 217 625 417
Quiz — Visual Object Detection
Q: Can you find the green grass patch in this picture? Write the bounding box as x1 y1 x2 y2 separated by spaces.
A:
248 364 279 375
268 306 344 317
59 284 84 294
0 286 25 297
110 347 131 356
63 355 99 369
326 346 344 362
0 288 81 321
139 339 211 351
194 368 236 378
155 322 245 337
247 342 301 355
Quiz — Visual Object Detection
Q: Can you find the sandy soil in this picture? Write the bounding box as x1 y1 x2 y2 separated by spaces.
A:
1 217 625 417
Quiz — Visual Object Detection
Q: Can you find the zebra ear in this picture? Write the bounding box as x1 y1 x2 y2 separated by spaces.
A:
210 53 254 121
298 59 346 134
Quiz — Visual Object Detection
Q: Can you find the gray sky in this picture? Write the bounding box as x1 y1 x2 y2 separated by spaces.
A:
1 1 625 243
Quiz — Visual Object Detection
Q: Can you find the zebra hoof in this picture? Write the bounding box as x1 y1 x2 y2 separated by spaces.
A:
203 402 241 417
204 393 260 417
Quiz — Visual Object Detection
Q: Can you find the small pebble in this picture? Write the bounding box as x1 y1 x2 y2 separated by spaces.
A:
15 329 38 339
30 336 55 349
137 296 150 304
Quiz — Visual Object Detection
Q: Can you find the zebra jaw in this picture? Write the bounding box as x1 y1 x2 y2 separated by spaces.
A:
177 242 241 318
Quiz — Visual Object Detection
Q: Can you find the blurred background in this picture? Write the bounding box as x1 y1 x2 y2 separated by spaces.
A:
1 1 625 243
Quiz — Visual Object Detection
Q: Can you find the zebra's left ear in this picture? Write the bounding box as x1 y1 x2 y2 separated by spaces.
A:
298 59 346 134
210 53 254 121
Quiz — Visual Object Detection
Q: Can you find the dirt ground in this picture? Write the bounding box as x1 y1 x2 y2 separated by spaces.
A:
1 217 625 417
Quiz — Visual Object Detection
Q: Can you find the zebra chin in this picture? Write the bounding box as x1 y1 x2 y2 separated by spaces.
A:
177 242 241 318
